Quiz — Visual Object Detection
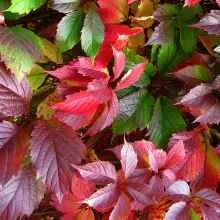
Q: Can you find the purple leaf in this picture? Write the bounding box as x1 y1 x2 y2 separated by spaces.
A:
109 193 131 220
192 10 220 35
196 189 220 205
195 102 220 124
164 201 189 220
31 120 86 201
146 22 169 45
167 180 191 196
0 167 45 220
72 161 117 185
84 183 119 212
120 140 138 179
0 121 29 184
0 64 32 117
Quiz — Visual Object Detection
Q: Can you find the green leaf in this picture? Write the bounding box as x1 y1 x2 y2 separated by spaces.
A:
0 0 10 10
7 0 46 15
27 65 47 90
190 208 200 220
134 90 153 128
149 97 186 148
56 10 85 53
157 40 177 73
113 90 153 135
151 44 160 63
81 9 104 57
0 26 43 80
180 26 197 55
193 65 212 82
178 5 203 24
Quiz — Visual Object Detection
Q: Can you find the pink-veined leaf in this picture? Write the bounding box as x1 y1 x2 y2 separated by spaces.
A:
109 193 131 220
84 183 119 212
0 121 29 184
54 111 93 130
0 167 45 220
115 62 146 91
52 89 113 115
31 120 86 201
72 161 117 185
120 140 138 179
192 10 220 35
112 47 126 81
126 185 152 205
148 149 167 172
0 64 32 117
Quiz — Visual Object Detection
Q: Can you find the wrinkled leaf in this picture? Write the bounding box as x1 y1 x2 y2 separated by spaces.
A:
0 167 45 220
31 120 86 201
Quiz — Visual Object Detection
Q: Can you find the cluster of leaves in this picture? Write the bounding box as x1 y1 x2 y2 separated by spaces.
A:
0 0 219 219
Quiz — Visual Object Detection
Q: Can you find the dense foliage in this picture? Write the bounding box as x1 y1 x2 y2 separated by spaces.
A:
0 0 219 219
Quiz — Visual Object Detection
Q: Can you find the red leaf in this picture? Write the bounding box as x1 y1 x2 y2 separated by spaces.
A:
184 0 200 7
31 120 86 201
166 141 186 172
169 129 205 182
0 167 45 220
0 64 32 117
72 161 117 185
86 92 119 136
95 24 143 67
192 10 220 35
115 62 146 91
51 174 95 220
0 121 29 184
202 144 220 189
98 0 128 24
53 88 113 115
